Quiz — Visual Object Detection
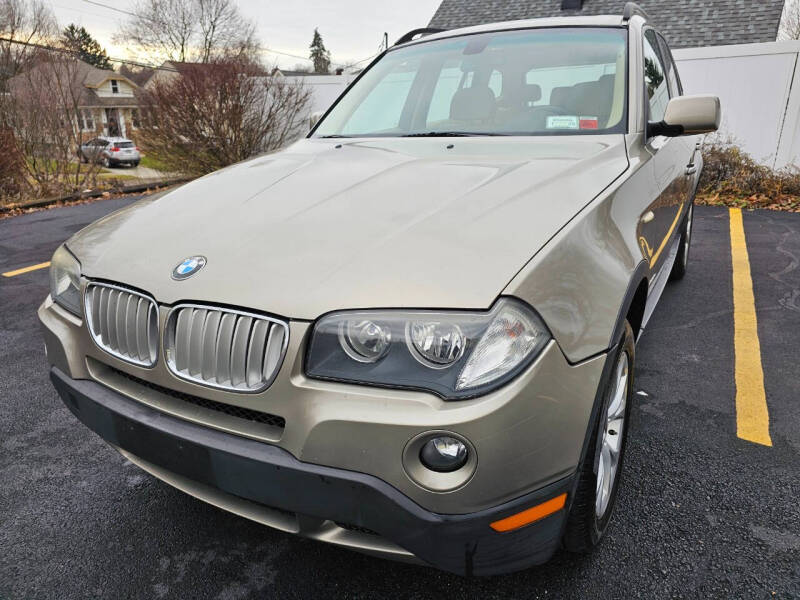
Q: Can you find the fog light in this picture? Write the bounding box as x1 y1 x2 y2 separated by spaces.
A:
419 436 468 472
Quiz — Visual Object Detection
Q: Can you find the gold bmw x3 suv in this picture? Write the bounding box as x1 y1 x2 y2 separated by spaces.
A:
40 3 720 576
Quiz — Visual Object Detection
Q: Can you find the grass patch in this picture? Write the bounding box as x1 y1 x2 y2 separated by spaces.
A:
98 173 138 181
139 154 171 172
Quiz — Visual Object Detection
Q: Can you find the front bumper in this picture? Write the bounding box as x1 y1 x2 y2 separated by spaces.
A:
51 366 574 576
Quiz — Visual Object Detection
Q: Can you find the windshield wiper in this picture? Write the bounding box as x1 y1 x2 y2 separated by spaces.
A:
402 131 513 137
402 131 477 137
318 135 353 139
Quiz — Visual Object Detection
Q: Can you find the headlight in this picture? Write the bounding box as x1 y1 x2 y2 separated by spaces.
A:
306 298 550 399
49 245 82 317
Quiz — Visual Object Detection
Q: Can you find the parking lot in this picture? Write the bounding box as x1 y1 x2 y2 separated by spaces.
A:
1 198 798 598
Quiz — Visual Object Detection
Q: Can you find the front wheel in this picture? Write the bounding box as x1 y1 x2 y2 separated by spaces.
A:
563 320 634 553
669 203 693 281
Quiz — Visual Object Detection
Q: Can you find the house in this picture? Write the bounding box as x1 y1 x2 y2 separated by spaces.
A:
143 61 205 89
428 0 786 49
145 60 279 89
269 68 353 118
7 59 141 139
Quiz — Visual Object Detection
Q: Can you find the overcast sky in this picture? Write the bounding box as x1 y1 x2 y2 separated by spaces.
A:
50 0 442 69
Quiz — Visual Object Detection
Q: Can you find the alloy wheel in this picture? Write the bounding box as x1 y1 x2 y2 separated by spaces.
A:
683 205 693 268
595 349 629 519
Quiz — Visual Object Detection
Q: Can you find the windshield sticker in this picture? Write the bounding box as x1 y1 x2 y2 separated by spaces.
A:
546 116 579 130
579 117 599 130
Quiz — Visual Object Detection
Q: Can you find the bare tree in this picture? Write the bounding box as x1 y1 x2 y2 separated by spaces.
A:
115 0 258 64
119 63 155 86
197 0 257 63
0 0 57 88
136 58 311 175
2 54 102 202
780 0 800 40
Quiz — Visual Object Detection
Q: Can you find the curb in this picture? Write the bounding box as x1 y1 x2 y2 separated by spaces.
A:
0 177 194 213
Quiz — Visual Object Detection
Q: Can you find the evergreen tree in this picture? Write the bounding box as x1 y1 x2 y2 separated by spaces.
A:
309 28 331 74
61 24 113 70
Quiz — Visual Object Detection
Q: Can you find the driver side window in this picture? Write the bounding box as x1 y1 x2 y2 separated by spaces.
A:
643 30 669 123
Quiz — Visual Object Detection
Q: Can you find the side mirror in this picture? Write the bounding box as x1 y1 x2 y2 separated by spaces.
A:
649 95 721 138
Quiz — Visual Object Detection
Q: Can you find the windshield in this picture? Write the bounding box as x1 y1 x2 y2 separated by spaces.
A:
313 27 627 138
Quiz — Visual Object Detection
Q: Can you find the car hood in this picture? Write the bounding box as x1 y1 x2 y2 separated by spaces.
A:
68 136 628 319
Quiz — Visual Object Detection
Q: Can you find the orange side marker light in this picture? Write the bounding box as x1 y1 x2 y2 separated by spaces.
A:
490 493 567 533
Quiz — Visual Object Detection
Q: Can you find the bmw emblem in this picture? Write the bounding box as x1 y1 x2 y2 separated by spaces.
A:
172 256 207 280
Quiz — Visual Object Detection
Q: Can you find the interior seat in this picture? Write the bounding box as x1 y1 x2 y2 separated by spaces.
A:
449 85 497 126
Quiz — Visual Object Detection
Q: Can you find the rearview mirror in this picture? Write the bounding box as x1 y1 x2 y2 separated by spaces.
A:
649 95 721 138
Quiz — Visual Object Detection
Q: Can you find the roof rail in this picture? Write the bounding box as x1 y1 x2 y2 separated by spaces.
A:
394 28 445 46
622 2 650 21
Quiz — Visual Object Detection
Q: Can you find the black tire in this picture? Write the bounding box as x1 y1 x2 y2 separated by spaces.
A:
101 156 111 168
78 152 87 164
563 320 635 553
132 161 140 168
669 202 694 281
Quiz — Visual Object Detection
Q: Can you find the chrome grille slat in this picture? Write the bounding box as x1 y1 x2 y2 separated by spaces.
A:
230 316 252 387
123 294 136 358
215 313 236 386
85 282 158 368
264 323 285 380
97 287 108 345
188 308 208 377
201 311 221 381
246 320 269 388
106 289 118 350
115 291 127 356
135 298 147 361
174 308 192 372
166 304 288 393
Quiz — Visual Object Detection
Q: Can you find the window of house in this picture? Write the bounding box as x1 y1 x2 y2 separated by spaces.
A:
111 79 119 94
643 30 669 123
78 109 95 131
131 108 141 129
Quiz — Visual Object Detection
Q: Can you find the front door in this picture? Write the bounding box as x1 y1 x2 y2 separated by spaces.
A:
105 108 121 137
637 29 693 277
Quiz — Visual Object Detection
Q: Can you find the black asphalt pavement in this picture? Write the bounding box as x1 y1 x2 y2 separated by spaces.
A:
1 199 798 599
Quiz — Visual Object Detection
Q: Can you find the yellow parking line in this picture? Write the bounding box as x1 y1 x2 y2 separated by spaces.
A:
729 208 772 447
2 261 50 278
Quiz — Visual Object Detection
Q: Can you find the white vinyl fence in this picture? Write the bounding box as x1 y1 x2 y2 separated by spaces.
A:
281 73 353 132
674 41 800 169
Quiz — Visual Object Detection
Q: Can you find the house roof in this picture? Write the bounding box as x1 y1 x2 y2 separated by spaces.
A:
7 59 139 108
428 0 787 48
81 65 137 89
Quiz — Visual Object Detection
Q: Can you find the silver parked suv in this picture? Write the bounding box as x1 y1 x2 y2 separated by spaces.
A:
41 3 719 575
78 136 141 168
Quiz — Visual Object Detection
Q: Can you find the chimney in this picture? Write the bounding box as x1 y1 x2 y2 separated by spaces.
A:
561 0 583 8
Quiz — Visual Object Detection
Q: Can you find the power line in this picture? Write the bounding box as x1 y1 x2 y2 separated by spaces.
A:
258 46 379 69
81 0 139 19
0 36 178 72
79 0 383 70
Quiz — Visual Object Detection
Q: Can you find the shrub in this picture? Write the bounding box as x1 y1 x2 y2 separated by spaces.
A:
136 58 311 176
698 142 800 211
